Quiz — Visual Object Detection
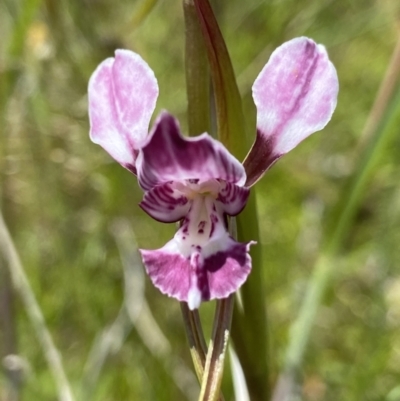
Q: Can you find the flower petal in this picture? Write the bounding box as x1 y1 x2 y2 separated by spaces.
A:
141 194 254 308
139 182 190 223
136 112 247 191
244 37 338 187
140 237 253 308
141 240 190 303
88 50 158 172
217 182 250 216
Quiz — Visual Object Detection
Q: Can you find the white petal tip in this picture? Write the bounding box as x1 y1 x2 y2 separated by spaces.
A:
188 287 202 310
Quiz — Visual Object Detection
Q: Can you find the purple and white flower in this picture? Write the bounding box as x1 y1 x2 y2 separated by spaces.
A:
88 38 338 309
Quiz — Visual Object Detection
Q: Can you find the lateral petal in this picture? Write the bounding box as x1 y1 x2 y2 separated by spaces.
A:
88 50 158 171
244 37 338 186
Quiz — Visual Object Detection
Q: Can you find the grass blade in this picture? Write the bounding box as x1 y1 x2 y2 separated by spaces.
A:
0 212 75 401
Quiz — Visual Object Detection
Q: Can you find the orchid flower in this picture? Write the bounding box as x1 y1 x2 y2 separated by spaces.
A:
88 38 338 310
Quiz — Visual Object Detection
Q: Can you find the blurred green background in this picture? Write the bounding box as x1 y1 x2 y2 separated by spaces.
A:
1 0 400 400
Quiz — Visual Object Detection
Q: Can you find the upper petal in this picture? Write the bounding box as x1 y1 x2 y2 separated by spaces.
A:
88 50 158 171
136 112 247 191
244 37 338 187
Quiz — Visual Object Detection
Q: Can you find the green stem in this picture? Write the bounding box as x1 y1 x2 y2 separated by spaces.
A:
180 304 208 381
198 296 234 401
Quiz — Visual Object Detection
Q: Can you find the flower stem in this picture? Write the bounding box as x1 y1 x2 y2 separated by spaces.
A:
180 303 208 381
198 295 234 401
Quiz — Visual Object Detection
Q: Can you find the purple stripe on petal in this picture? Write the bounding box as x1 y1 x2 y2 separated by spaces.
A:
217 182 250 216
88 50 158 170
136 112 247 191
244 37 338 187
139 182 190 223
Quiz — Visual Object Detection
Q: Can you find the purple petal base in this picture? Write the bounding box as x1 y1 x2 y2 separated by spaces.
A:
243 129 281 187
140 238 254 308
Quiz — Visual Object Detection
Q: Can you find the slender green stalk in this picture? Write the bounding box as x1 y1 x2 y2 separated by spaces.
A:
198 295 234 401
273 35 400 400
197 220 236 401
180 304 208 381
0 212 75 401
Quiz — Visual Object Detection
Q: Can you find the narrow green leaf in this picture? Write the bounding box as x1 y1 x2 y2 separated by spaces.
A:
233 192 270 401
0 212 75 401
183 0 211 137
193 0 248 160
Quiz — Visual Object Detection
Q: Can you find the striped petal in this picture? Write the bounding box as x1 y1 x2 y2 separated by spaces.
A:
139 182 190 223
244 37 338 186
217 182 250 216
136 112 247 191
88 50 158 172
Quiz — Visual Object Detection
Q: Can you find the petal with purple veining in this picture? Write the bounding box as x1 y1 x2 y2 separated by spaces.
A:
139 182 190 223
217 182 250 216
244 37 338 187
136 112 247 191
